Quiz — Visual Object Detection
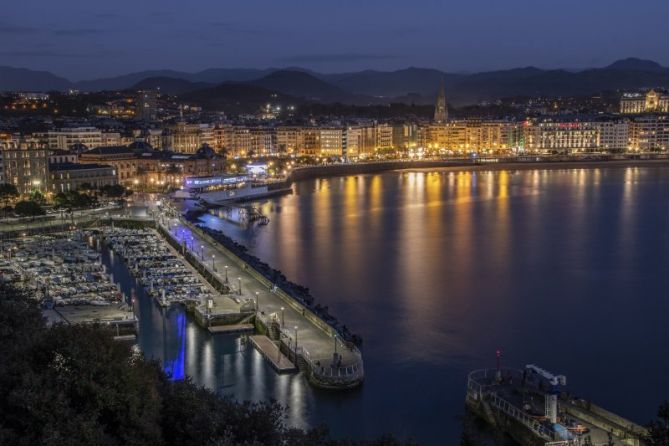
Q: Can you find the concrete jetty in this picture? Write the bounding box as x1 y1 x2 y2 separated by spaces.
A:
156 211 364 389
249 335 296 373
465 366 647 446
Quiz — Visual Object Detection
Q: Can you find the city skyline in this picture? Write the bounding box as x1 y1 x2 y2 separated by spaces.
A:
3 0 669 79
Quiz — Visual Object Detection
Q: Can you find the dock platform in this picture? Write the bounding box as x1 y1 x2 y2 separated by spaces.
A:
249 335 296 373
208 323 255 335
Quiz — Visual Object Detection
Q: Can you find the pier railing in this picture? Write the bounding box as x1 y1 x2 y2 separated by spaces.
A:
467 368 555 442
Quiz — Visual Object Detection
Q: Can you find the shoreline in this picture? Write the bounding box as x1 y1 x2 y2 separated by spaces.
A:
287 158 669 183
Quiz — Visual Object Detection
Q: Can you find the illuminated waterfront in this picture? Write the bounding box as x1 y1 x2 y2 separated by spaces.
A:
118 167 669 445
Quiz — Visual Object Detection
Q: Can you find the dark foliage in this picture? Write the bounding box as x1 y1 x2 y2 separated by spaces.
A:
647 401 669 446
14 200 45 217
0 283 402 445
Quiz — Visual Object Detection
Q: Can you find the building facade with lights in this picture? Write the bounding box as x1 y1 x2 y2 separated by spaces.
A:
620 90 669 114
0 148 49 194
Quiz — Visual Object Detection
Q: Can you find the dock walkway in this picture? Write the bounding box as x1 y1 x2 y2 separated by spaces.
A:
249 335 296 373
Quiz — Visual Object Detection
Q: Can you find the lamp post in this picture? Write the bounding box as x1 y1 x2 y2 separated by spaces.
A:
224 265 229 283
238 277 242 295
280 307 285 328
211 254 216 272
294 326 298 357
255 291 259 312
334 334 338 355
200 245 204 260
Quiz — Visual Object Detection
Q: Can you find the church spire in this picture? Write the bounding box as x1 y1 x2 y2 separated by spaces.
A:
434 79 448 123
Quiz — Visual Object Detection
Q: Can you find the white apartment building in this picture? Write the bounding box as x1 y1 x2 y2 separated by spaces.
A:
41 127 103 150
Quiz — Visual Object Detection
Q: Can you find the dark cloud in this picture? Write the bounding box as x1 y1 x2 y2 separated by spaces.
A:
94 12 121 20
51 28 101 37
280 53 401 64
209 22 274 34
0 49 125 58
0 22 37 34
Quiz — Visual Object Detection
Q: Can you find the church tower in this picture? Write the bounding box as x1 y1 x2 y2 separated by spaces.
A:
434 79 448 123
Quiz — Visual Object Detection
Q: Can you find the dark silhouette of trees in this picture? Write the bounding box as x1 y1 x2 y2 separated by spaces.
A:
647 401 669 446
0 282 409 446
13 200 45 217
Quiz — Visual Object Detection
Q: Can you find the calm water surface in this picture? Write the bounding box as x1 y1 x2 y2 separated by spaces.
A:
110 167 669 445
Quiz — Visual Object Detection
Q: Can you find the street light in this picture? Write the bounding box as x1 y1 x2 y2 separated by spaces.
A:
237 277 242 295
200 245 204 260
211 254 216 271
294 326 299 355
224 265 229 282
255 291 259 311
280 307 285 328
334 334 338 355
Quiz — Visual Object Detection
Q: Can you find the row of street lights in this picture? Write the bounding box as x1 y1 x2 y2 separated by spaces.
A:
167 216 343 361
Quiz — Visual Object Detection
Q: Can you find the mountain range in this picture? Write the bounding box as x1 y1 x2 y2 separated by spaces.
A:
1 58 669 107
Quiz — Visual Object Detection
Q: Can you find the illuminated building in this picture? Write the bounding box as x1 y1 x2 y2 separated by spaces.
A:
136 89 159 121
48 163 117 193
434 79 448 123
0 148 49 194
376 123 394 151
595 120 630 152
165 122 202 153
523 120 598 153
318 127 345 157
79 142 226 186
38 127 103 150
620 90 669 114
392 123 419 152
629 115 669 151
276 126 304 154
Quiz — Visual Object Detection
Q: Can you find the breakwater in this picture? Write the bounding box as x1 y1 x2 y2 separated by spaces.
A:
185 212 362 348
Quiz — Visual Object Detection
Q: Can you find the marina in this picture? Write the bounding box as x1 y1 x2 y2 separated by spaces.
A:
0 233 137 339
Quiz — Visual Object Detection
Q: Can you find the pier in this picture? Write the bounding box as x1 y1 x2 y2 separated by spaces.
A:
465 366 647 446
248 335 297 373
156 210 364 389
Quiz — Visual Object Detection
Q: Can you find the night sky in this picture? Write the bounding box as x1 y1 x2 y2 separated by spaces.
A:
3 0 669 80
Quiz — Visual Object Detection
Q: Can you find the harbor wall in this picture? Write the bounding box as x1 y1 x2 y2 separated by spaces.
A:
288 160 470 182
287 157 669 184
563 401 647 446
184 221 339 339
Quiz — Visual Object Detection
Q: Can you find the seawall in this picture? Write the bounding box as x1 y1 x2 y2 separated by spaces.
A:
286 157 669 184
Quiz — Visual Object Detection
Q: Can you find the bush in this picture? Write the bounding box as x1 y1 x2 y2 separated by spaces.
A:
14 200 45 217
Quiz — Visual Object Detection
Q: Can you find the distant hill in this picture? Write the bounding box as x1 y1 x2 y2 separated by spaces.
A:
606 57 668 73
248 70 354 102
2 58 669 106
0 66 72 91
131 77 211 95
325 67 464 98
179 82 302 114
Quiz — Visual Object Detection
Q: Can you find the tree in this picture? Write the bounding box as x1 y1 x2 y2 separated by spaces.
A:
0 183 19 218
0 281 412 446
99 184 128 198
29 190 45 204
0 183 19 204
14 200 45 218
647 401 669 446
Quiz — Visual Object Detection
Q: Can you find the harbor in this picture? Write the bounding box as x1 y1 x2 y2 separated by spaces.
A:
0 205 364 390
0 233 138 340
